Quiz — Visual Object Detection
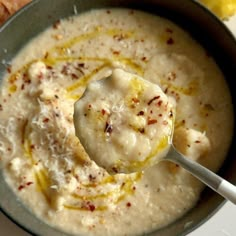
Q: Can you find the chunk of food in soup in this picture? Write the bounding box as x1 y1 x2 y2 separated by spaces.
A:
0 9 233 236
74 68 175 174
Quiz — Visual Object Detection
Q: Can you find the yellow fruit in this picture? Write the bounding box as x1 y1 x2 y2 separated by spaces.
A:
199 0 236 19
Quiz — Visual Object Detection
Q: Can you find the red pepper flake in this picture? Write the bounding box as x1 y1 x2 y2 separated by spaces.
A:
7 65 12 73
164 88 168 94
18 185 25 191
133 186 136 191
132 98 140 103
43 118 49 123
148 96 160 105
88 203 96 212
23 75 31 84
61 64 70 75
169 111 173 118
53 19 61 29
26 182 33 186
148 119 157 125
112 50 120 55
22 72 27 78
126 202 132 207
141 56 147 62
89 174 96 181
104 122 113 135
138 128 145 134
157 100 163 106
21 84 25 90
88 104 92 109
0 104 2 111
30 144 35 149
195 140 201 143
78 63 85 68
101 109 106 115
112 166 118 173
159 114 163 117
137 111 144 116
71 73 78 79
182 119 186 124
167 37 174 45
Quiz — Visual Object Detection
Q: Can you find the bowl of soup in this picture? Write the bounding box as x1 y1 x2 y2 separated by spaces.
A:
0 0 235 235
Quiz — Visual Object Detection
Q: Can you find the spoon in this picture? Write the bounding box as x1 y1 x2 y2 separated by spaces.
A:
166 144 236 204
74 68 236 204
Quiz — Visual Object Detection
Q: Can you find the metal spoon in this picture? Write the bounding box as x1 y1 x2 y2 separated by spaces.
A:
165 144 236 204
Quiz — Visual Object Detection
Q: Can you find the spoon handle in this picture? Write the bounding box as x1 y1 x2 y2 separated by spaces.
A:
166 146 236 204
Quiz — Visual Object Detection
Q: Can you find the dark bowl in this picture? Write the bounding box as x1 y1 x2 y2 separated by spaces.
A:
0 0 235 235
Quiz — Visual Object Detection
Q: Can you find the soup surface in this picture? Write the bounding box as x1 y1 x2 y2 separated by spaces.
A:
0 9 234 236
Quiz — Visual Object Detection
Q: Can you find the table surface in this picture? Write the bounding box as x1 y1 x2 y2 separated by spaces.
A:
0 13 236 236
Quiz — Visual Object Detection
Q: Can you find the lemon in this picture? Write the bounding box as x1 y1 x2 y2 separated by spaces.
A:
199 0 236 19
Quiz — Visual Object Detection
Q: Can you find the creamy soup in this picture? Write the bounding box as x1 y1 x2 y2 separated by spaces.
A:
0 9 234 236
